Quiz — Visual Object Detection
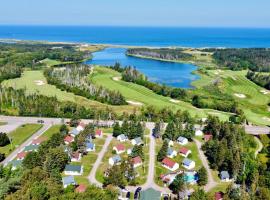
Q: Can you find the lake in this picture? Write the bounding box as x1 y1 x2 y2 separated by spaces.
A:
86 48 199 88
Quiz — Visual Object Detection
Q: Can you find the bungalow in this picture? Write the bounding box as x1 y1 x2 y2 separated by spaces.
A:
75 184 87 193
220 171 230 182
162 157 179 171
64 135 74 145
167 148 177 158
16 151 27 160
64 164 83 176
113 144 125 154
31 137 46 145
76 122 86 132
62 176 76 188
70 128 80 137
177 136 188 145
9 160 22 170
215 192 224 200
117 134 128 142
165 138 174 146
109 155 122 166
24 144 39 152
160 173 178 185
131 137 143 146
132 156 143 168
95 129 103 138
71 151 82 162
204 134 213 142
195 129 203 136
182 158 195 170
179 147 191 158
86 142 95 152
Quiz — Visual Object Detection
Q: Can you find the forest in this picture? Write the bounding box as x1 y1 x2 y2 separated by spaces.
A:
44 64 127 105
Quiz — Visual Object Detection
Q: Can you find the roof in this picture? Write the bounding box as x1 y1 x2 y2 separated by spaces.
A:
71 151 81 160
62 176 76 185
64 135 74 143
221 171 230 179
78 122 86 128
179 147 189 155
132 156 142 165
95 129 102 136
133 137 143 144
115 144 125 151
139 188 161 200
177 136 187 142
162 157 176 168
76 184 87 193
86 142 95 149
167 148 175 155
111 155 121 163
64 165 82 172
31 137 46 145
118 134 127 140
215 192 224 200
24 144 39 152
182 158 194 166
9 159 22 167
204 134 213 141
71 128 80 136
17 152 27 159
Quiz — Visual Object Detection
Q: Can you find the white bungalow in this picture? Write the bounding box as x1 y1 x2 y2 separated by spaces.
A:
182 158 195 170
117 134 128 142
177 136 188 145
64 165 83 176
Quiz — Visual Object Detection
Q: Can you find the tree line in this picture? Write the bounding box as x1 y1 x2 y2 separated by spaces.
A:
246 70 270 90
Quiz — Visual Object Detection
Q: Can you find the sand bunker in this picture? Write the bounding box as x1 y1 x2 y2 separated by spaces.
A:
260 90 269 95
34 80 45 86
126 100 143 106
170 99 180 103
112 77 121 81
234 93 246 98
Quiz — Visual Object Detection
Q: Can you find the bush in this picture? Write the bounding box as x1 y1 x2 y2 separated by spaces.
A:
0 153 5 162
0 132 10 147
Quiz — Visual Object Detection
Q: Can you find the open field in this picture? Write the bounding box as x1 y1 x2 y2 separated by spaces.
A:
91 67 231 120
192 69 270 126
0 124 42 156
42 125 62 139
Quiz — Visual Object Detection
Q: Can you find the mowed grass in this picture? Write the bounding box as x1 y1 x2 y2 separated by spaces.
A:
91 67 231 120
0 124 43 156
193 69 270 125
42 125 62 139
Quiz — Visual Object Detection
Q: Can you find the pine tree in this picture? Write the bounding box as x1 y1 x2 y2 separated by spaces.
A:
197 167 208 186
157 140 168 162
113 122 122 137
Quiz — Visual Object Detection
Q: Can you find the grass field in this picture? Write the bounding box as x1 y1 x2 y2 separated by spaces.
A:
42 125 62 139
0 124 43 156
192 69 270 125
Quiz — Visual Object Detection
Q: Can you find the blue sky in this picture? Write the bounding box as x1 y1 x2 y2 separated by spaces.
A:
1 0 270 27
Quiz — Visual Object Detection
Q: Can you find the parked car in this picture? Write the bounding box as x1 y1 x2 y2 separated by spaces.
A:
37 120 44 124
134 187 142 199
126 192 131 199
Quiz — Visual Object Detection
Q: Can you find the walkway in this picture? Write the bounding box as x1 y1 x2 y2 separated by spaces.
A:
194 139 217 192
254 136 263 158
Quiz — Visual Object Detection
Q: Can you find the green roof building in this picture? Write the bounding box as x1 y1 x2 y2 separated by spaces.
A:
140 188 161 200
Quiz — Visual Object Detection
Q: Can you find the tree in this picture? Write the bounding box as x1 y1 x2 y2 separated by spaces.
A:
169 174 185 194
157 140 168 162
121 120 129 136
162 121 176 140
44 147 69 173
112 122 121 137
131 145 144 161
103 165 127 187
0 153 5 162
0 133 10 147
189 188 209 200
60 124 68 135
22 152 42 169
197 167 208 186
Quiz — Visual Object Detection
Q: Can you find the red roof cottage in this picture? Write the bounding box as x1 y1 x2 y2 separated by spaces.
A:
179 147 191 158
113 144 125 154
132 156 143 168
162 157 179 171
95 129 103 138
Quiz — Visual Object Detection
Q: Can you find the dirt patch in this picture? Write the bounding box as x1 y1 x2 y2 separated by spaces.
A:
126 100 143 106
234 93 246 98
34 80 45 86
260 90 269 95
112 77 121 81
170 99 180 103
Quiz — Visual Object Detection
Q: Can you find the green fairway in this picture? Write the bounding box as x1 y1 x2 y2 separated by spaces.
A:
0 124 43 156
91 66 231 120
193 69 270 125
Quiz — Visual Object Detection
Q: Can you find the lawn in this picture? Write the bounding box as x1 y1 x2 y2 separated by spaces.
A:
0 124 43 156
42 125 62 139
91 66 231 121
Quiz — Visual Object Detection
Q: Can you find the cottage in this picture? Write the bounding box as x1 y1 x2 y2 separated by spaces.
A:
75 184 87 193
86 142 95 152
132 156 143 168
179 147 191 158
64 135 74 145
220 171 230 182
165 138 174 146
64 165 83 176
215 192 224 200
167 148 177 158
76 122 86 132
162 157 179 171
204 134 213 142
182 158 195 170
62 176 76 188
9 160 22 170
131 137 143 146
117 134 128 142
16 152 27 160
195 129 203 136
24 144 39 152
113 144 125 154
31 137 45 145
70 128 80 137
177 136 188 145
109 155 122 166
160 173 178 185
71 151 82 162
95 129 103 138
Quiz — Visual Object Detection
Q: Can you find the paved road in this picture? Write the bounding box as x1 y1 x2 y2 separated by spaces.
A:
0 121 23 133
244 125 270 135
88 134 113 187
194 139 217 192
1 123 52 166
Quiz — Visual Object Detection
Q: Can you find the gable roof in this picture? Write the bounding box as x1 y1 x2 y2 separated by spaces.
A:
133 137 143 144
9 159 22 167
112 155 121 163
62 176 76 185
167 148 175 155
64 135 74 143
115 144 125 151
78 122 86 128
118 134 127 140
64 165 82 173
182 158 193 166
71 128 80 136
132 156 142 165
95 129 102 136
215 192 224 200
139 188 161 200
162 157 176 168
179 147 190 155
71 151 81 160
204 134 213 141
24 144 39 152
86 142 95 149
17 152 27 159
31 137 46 145
221 171 230 179
177 136 187 142
76 184 87 193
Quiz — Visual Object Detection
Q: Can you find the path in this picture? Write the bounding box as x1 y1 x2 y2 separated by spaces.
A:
194 139 217 192
88 134 113 187
254 136 263 158
1 123 52 166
